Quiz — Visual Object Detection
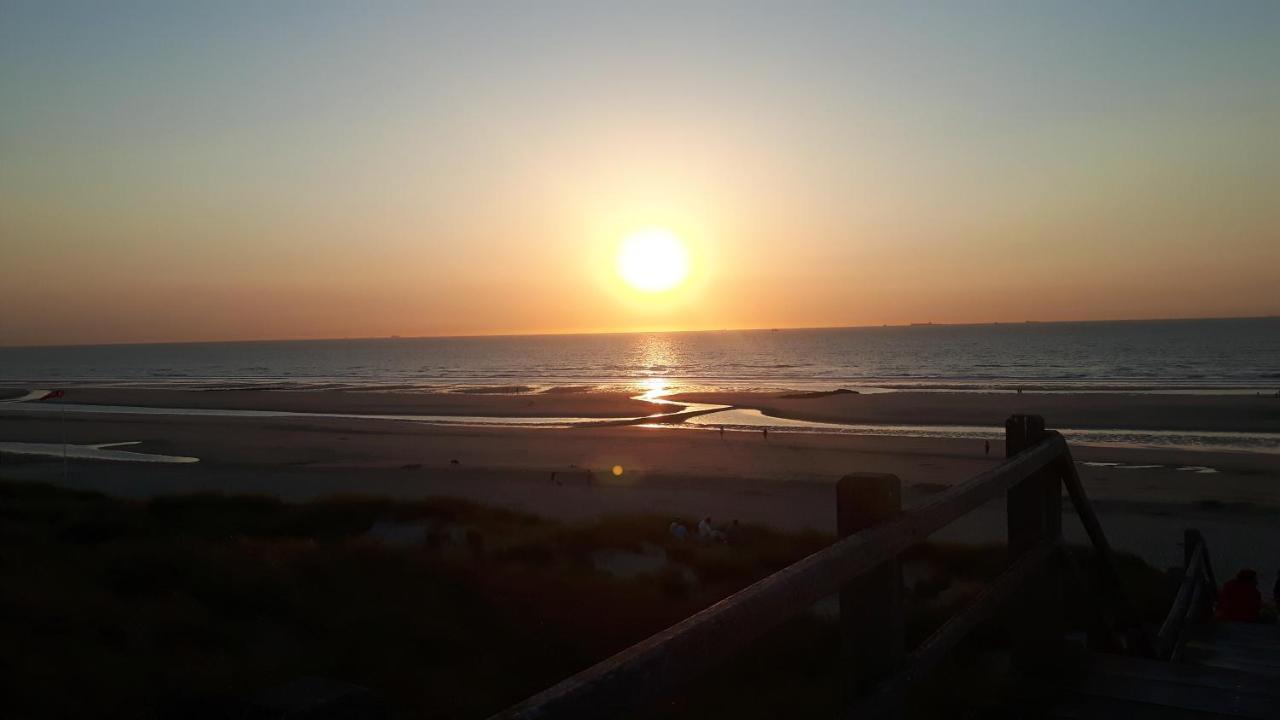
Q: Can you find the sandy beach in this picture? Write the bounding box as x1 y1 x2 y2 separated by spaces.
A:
2 387 1278 575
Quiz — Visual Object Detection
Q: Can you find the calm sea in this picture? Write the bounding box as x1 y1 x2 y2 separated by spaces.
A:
1 318 1278 393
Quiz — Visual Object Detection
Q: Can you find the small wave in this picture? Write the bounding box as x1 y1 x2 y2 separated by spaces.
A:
147 369 192 377
540 385 599 394
450 385 537 395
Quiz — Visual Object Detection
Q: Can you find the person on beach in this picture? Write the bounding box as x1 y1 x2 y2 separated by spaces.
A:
984 440 990 456
1217 569 1262 622
719 425 725 438
698 516 725 542
762 427 768 441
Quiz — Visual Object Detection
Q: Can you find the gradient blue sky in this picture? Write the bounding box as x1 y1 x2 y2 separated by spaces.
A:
2 1 1277 345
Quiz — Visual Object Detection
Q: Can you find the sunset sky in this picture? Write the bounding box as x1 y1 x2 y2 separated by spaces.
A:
2 2 1277 346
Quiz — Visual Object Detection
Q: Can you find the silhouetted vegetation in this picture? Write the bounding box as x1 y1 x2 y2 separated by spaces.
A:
0 480 1173 719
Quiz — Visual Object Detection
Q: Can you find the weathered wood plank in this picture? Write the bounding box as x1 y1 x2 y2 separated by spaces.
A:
1183 644 1280 673
1185 637 1280 665
1074 667 1278 718
1177 645 1280 671
1087 654 1280 699
1007 415 1065 673
1050 692 1251 719
1186 529 1219 598
1187 623 1280 650
1192 645 1280 665
1160 543 1209 657
838 473 904 703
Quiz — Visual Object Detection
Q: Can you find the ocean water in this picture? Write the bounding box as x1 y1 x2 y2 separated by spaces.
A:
1 318 1278 393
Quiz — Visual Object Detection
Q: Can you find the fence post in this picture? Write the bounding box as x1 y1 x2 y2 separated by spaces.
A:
1183 529 1197 571
838 473 904 708
1005 415 1064 676
1184 529 1211 623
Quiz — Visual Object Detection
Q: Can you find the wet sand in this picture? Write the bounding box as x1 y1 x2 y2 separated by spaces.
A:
669 390 1280 433
16 386 1280 432
17 387 662 418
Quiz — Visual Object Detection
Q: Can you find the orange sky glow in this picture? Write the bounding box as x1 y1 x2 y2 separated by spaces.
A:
2 4 1277 346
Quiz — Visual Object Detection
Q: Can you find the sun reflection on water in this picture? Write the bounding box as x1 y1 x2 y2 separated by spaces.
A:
637 377 670 401
632 334 680 400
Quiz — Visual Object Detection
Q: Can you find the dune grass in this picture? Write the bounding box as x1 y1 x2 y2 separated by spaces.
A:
0 479 1173 719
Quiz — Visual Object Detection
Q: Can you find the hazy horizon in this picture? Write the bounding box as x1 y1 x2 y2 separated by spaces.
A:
3 312 1276 350
4 2 1278 346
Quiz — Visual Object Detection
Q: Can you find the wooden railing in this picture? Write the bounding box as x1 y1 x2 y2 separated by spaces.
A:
491 415 1151 719
1156 529 1217 660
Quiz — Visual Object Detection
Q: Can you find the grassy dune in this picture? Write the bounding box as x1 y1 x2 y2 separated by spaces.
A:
0 480 1173 719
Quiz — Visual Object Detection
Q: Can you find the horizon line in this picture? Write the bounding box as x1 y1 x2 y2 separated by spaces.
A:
2 313 1276 351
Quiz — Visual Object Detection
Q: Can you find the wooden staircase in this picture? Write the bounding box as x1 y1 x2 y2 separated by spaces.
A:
1180 622 1280 679
1052 529 1280 719
1054 633 1280 718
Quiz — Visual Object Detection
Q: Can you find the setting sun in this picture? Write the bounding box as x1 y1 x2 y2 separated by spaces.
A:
616 229 690 293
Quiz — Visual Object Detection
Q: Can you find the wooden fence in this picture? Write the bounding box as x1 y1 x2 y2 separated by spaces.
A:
1156 529 1218 660
491 414 1152 719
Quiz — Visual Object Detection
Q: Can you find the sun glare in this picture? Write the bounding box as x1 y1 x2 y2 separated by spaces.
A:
616 229 690 293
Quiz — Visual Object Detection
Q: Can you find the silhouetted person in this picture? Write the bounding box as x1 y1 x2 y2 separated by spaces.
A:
762 427 768 441
1217 569 1262 623
719 425 725 438
984 440 990 456
698 516 725 542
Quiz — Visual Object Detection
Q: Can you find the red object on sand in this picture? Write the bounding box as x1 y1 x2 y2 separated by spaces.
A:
39 390 65 401
1217 573 1262 622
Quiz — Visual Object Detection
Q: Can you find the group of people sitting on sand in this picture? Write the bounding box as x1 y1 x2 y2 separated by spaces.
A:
1216 568 1280 623
669 516 736 543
